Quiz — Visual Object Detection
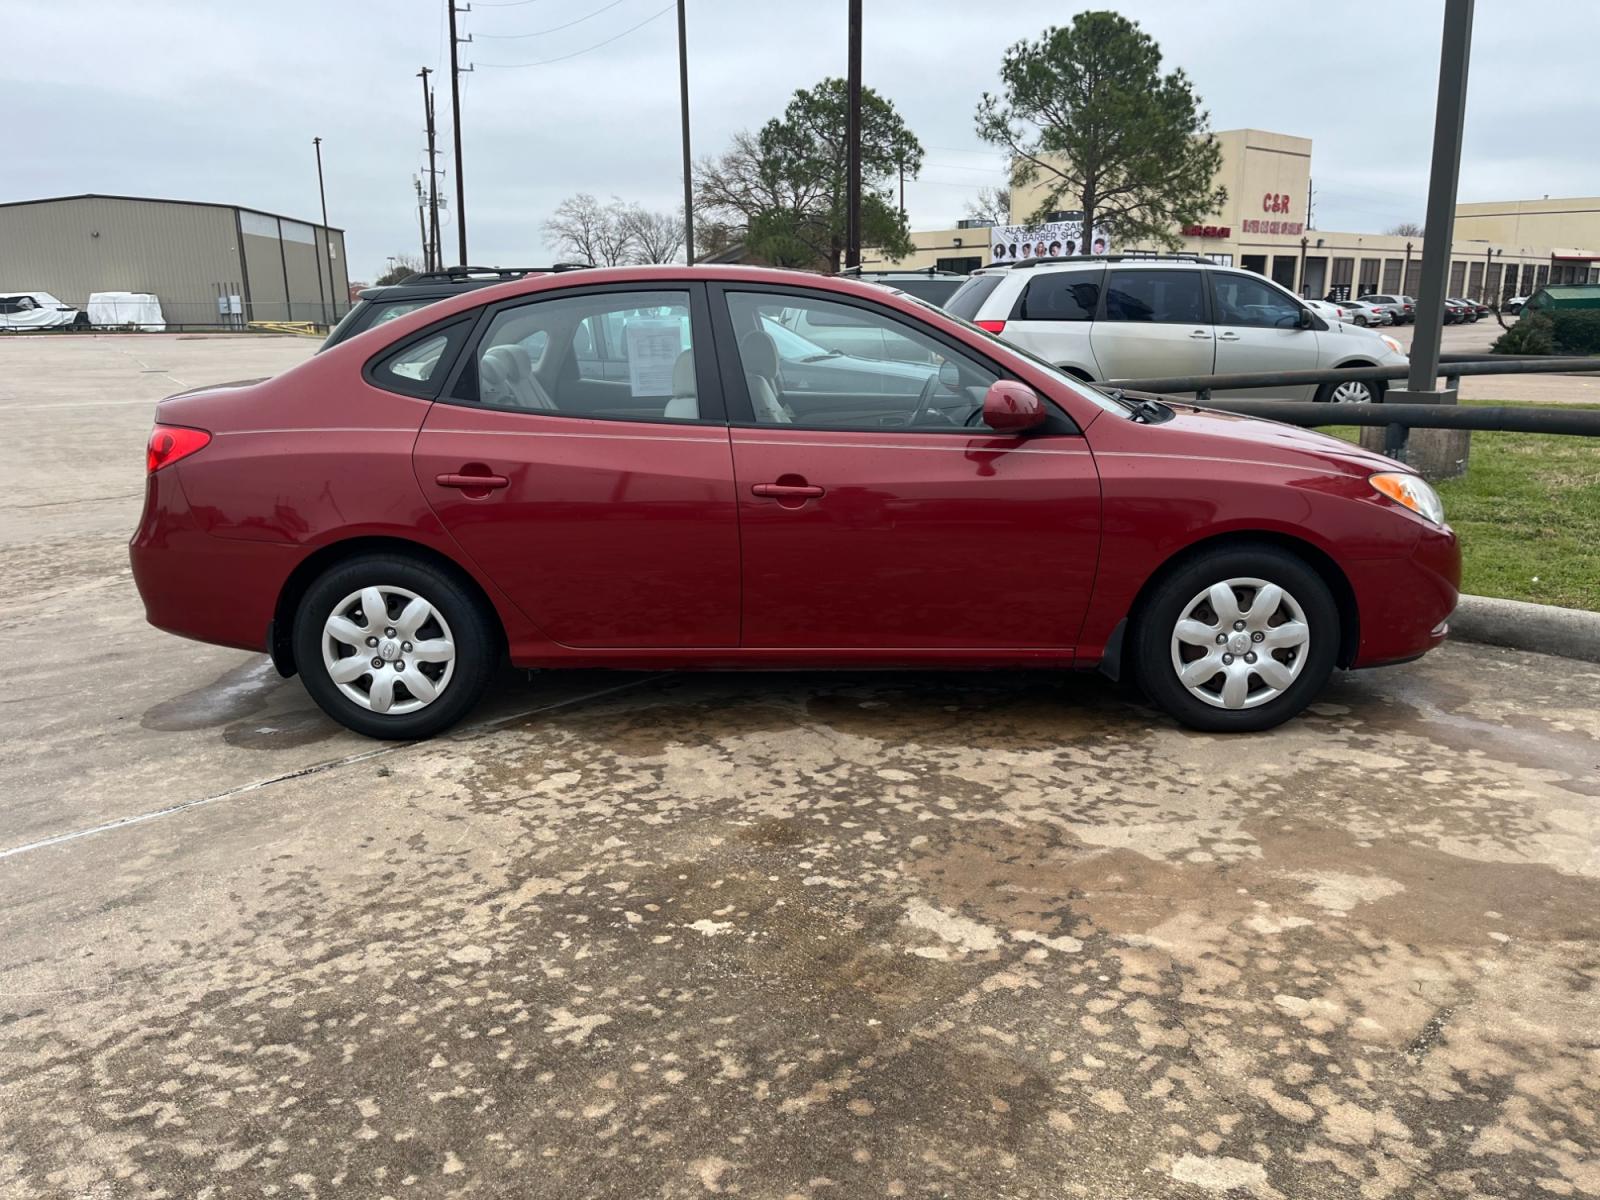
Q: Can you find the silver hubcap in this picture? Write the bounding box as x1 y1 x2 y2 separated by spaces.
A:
321 585 456 715
1169 577 1310 710
1329 381 1374 404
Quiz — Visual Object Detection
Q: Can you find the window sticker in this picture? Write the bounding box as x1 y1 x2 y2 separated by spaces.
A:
625 318 682 397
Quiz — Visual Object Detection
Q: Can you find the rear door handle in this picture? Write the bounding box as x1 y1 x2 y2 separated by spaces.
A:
752 483 824 499
1189 329 1213 339
436 472 509 490
1217 332 1241 342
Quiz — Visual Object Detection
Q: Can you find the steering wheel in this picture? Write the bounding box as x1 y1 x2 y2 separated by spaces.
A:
905 371 941 428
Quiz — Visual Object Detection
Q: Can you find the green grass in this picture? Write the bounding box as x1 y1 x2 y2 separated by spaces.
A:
1317 401 1600 611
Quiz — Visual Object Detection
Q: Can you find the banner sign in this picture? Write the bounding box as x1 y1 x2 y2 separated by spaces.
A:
988 219 1111 264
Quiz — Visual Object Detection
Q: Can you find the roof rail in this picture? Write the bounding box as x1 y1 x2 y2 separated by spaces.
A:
999 252 1218 271
837 265 963 277
399 263 592 284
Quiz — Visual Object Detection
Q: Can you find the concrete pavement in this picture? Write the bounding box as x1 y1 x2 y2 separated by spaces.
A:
2 335 1598 1199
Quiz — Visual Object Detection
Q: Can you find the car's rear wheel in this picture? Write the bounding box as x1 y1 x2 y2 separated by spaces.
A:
1132 546 1339 732
1354 314 1368 326
293 554 497 740
1315 377 1382 404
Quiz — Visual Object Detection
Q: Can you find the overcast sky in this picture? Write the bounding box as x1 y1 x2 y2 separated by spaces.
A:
10 1 1597 281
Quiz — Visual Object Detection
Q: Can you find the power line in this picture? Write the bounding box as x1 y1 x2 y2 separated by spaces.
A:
474 2 674 68
474 0 629 37
472 0 550 6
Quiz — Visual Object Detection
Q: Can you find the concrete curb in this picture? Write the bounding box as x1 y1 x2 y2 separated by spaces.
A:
1449 594 1600 664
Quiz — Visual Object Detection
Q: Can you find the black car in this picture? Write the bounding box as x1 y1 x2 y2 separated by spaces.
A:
320 264 589 350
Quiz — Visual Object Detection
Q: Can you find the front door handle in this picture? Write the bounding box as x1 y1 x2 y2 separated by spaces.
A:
752 482 824 499
1217 332 1241 342
436 472 509 490
1189 329 1213 339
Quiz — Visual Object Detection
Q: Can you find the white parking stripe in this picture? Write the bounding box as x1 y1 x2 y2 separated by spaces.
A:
0 674 668 862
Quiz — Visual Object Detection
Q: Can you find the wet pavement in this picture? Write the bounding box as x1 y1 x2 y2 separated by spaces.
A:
3 336 1599 1199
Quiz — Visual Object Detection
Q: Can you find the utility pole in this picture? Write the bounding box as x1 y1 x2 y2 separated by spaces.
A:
1306 177 1313 230
844 0 862 270
418 68 442 272
448 0 472 266
677 0 695 265
898 156 905 216
313 136 332 320
1403 0 1474 402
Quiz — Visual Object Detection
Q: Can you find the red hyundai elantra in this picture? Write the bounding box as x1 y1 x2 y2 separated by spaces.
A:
131 265 1458 739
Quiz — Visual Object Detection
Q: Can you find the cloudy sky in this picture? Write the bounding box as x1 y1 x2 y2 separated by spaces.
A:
10 1 1597 281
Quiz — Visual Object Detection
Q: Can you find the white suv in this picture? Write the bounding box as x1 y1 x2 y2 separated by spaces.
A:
945 256 1408 404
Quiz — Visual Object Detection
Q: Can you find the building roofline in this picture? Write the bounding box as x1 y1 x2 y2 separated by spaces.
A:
0 192 344 234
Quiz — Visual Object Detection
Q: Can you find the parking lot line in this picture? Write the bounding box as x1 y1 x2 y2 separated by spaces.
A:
0 673 668 862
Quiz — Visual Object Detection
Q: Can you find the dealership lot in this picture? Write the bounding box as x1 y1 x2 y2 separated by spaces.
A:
3 335 1599 1198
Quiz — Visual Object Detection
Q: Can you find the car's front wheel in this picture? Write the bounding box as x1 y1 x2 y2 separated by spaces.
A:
293 554 498 740
1132 546 1339 732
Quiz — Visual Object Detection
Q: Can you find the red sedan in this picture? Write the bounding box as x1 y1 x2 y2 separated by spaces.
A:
131 266 1459 739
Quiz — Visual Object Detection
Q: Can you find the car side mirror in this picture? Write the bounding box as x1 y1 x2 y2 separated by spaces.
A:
982 380 1048 433
938 360 962 389
1298 307 1316 329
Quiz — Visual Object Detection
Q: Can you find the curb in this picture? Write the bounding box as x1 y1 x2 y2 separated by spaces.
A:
1448 594 1600 664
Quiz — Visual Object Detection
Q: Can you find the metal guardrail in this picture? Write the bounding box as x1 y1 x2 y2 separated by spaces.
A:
1108 355 1600 460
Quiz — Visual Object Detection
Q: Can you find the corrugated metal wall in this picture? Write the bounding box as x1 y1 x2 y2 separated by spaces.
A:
0 196 350 327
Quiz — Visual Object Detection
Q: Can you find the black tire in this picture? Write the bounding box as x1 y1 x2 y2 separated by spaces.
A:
293 553 499 740
1314 376 1384 405
1354 315 1368 326
1130 545 1339 733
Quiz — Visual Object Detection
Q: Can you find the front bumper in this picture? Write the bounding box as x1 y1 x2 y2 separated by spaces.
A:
1345 522 1461 667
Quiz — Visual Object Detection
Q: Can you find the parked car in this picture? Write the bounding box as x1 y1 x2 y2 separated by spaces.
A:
1502 295 1528 315
131 265 1457 740
0 290 86 330
1305 299 1351 325
1325 297 1391 327
321 264 590 350
1445 298 1480 323
836 267 970 308
945 255 1408 404
1362 294 1414 325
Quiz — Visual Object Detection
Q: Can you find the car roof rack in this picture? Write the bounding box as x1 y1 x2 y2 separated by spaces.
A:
399 263 592 284
998 252 1218 271
837 265 964 277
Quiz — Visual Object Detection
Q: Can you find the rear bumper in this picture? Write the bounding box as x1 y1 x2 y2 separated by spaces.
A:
1347 523 1461 668
129 467 297 653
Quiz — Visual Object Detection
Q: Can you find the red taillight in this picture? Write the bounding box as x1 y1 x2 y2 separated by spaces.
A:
146 424 211 474
976 319 1007 334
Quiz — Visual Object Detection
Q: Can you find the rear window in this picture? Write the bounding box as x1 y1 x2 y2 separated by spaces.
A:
1014 268 1102 321
943 273 1006 321
890 278 964 306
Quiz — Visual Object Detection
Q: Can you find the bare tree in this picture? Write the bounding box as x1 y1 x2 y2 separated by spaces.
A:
1386 221 1425 238
621 205 686 264
543 194 635 266
964 186 1011 227
374 254 424 286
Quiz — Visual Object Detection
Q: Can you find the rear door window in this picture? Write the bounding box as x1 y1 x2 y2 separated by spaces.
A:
943 273 1006 321
1102 270 1208 324
1014 268 1103 321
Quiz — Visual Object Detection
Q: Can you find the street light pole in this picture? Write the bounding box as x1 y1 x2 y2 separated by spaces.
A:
676 0 695 266
313 136 332 321
844 0 862 270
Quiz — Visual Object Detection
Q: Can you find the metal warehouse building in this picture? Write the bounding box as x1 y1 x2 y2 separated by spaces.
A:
0 193 350 328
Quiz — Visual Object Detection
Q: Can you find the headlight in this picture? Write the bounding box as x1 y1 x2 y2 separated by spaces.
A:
1380 334 1404 355
1370 472 1444 524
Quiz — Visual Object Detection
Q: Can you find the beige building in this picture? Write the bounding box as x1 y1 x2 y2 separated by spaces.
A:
871 129 1600 302
0 193 351 327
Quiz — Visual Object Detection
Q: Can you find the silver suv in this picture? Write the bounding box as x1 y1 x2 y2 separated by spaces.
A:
946 256 1408 404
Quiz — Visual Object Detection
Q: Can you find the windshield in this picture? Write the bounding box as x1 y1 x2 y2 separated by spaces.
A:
894 291 1136 419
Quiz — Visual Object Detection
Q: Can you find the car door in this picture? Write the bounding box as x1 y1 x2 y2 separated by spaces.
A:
1207 270 1318 401
412 283 741 648
1088 268 1216 384
710 284 1101 654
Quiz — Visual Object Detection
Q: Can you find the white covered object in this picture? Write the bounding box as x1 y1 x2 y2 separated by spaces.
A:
0 291 80 330
89 292 166 331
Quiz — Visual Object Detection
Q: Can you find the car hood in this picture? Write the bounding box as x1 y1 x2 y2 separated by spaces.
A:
1148 402 1405 477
